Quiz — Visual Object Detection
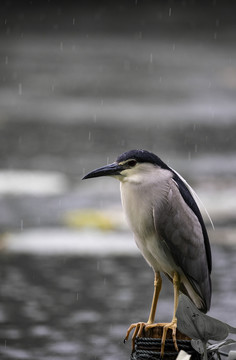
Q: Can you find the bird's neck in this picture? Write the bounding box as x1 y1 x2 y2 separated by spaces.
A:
119 169 172 236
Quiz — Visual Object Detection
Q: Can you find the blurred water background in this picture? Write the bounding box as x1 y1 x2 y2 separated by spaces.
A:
0 1 236 359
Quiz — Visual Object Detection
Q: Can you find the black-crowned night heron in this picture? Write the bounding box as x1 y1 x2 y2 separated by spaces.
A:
82 149 212 355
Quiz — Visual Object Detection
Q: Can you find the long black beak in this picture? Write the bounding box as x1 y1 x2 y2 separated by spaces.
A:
82 162 123 180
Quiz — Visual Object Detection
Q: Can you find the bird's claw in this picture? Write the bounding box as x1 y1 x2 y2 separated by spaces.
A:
124 321 178 357
162 320 178 355
124 322 146 350
146 320 178 356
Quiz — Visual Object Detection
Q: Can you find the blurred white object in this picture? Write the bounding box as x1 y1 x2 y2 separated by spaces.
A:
177 294 236 342
176 350 191 360
177 294 236 360
229 351 236 360
0 170 68 195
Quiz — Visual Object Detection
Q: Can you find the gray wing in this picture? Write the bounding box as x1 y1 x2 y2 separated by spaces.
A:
153 179 211 313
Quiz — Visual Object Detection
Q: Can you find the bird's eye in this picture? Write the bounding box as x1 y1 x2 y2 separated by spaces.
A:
127 160 137 167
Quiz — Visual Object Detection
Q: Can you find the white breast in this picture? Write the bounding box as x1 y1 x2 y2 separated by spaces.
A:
120 166 177 275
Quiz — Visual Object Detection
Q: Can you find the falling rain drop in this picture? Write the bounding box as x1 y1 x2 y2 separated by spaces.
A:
20 219 24 231
169 7 172 17
137 31 142 39
18 83 22 96
150 53 153 64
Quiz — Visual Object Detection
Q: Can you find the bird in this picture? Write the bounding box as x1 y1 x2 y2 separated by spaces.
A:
82 149 212 355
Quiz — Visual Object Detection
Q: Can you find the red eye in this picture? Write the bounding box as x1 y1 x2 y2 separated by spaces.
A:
127 160 137 167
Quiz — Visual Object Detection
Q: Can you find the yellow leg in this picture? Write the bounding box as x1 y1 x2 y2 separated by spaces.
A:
147 271 162 324
160 271 180 356
124 272 162 349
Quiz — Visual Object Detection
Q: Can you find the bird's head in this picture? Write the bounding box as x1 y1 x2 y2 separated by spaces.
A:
82 149 170 183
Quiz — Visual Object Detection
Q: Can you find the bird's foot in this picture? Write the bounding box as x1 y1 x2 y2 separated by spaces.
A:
146 320 178 357
124 322 147 351
124 320 178 356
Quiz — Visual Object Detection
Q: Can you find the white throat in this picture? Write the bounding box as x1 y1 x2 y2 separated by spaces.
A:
119 163 161 184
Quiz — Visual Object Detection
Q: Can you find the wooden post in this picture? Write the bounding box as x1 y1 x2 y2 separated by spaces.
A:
130 325 201 360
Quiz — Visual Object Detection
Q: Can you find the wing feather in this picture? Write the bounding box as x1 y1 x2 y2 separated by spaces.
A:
153 177 212 312
172 171 212 273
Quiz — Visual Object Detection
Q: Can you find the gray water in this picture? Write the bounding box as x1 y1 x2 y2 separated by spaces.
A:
0 2 236 359
0 2 236 231
0 245 236 360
